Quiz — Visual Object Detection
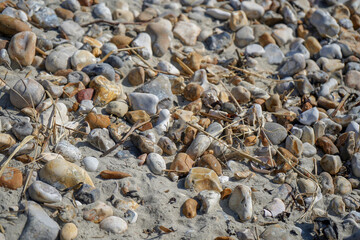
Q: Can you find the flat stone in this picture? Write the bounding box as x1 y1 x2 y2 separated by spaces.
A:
147 153 166 175
87 128 115 152
185 167 222 192
129 92 159 115
173 21 201 46
205 32 232 51
100 216 128 234
310 9 340 37
55 140 82 163
263 122 287 145
28 181 62 203
229 184 253 221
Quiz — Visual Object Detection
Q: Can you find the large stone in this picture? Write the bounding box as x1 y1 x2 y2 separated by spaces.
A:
129 92 159 115
10 78 45 109
146 18 173 57
173 21 201 46
87 128 115 152
229 184 253 221
185 167 222 192
0 15 31 36
263 122 287 145
8 31 36 66
28 181 62 203
310 9 340 37
89 76 123 106
45 44 77 73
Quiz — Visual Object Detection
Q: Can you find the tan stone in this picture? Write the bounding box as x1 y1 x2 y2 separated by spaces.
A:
8 31 36 66
85 112 111 129
198 154 222 176
89 76 123 106
60 223 78 240
182 198 198 218
100 170 131 179
127 67 145 86
55 7 74 20
83 202 113 223
259 32 276 47
126 110 150 124
185 167 222 192
229 10 248 31
0 133 16 151
334 176 352 195
305 37 322 56
0 167 23 190
110 35 133 49
0 15 31 36
183 83 204 101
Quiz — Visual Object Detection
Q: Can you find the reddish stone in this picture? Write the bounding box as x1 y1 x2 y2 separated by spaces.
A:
316 136 339 155
54 69 73 77
76 88 94 103
0 167 23 189
85 112 111 129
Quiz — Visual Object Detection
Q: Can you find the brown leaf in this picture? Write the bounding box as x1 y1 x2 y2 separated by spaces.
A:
159 226 174 233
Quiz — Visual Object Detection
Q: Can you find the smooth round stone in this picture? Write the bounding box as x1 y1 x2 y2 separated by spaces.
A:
245 44 265 57
286 41 310 59
8 31 36 66
206 8 231 20
59 20 85 41
93 3 112 20
71 50 96 71
129 92 159 115
32 7 60 29
82 63 115 81
101 42 118 56
173 21 201 46
278 53 306 77
264 44 284 65
235 26 254 48
310 9 340 37
131 32 153 60
106 100 128 117
105 55 124 68
28 180 62 203
2 7 28 22
298 107 319 125
12 121 33 140
60 223 78 240
302 142 317 157
205 32 232 51
321 154 342 174
82 157 99 172
147 153 166 175
10 78 45 109
241 1 264 19
319 44 342 59
55 140 82 163
263 122 287 145
0 48 11 66
61 0 81 12
157 61 180 75
45 44 77 73
87 128 115 152
100 216 128 234
352 153 360 177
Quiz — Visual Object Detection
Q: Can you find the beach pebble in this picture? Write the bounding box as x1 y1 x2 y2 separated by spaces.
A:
0 15 31 36
320 154 342 174
28 181 62 203
83 202 113 223
319 172 334 194
169 153 195 181
334 176 352 195
184 83 204 101
83 63 115 81
71 50 96 71
129 92 159 115
39 157 94 189
264 44 284 65
59 20 85 41
146 19 172 57
316 136 339 155
297 178 317 194
158 136 177 155
127 67 145 86
229 10 248 31
330 196 346 215
157 61 180 75
155 109 171 133
147 153 166 175
245 44 265 57
10 78 45 109
12 121 33 140
82 156 99 172
0 134 16 151
241 1 264 19
310 9 340 37
182 198 198 218
0 49 11 67
100 216 128 233
231 86 251 104
302 143 317 157
205 32 232 51
32 7 60 29
272 25 294 46
8 31 36 67
319 44 342 59
93 3 112 20
229 184 253 221
298 107 319 125
352 153 360 177
19 201 60 240
79 100 96 114
87 128 115 152
45 44 77 73
264 198 285 218
185 167 222 192
198 154 222 176
285 135 303 157
235 26 254 48
263 122 287 145
73 183 100 204
131 134 162 154
61 0 80 12
106 100 128 117
131 33 153 60
0 167 23 190
260 224 289 240
55 140 82 163
278 53 306 77
124 210 138 224
206 8 230 20
198 190 220 213
90 76 122 106
173 21 201 46
60 223 78 240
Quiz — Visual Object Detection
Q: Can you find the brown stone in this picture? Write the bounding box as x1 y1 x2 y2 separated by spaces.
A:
16 155 34 164
0 15 31 36
265 94 282 112
85 112 111 129
185 167 222 192
89 76 122 106
276 147 299 173
231 86 251 104
0 39 8 50
78 0 93 6
0 133 16 151
317 96 338 109
316 136 339 155
126 110 150 124
63 82 85 98
183 83 204 101
184 99 202 114
221 188 232 199
229 10 248 32
76 88 94 102
55 7 74 20
183 126 197 145
127 67 145 86
169 153 194 179
198 118 211 129
244 135 257 146
345 70 360 91
198 154 222 176
171 77 186 95
8 31 36 66
234 170 255 180
54 69 73 77
137 8 157 22
100 170 131 179
351 14 360 30
83 202 113 223
297 24 309 38
110 35 133 49
0 167 23 190
182 198 198 218
259 32 276 47
304 37 322 56
185 52 203 71
333 4 350 20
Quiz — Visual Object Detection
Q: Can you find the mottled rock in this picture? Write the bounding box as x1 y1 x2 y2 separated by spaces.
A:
185 167 222 192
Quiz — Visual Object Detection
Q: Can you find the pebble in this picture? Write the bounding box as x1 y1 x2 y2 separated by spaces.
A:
310 9 340 37
28 180 62 203
73 183 100 204
319 172 334 194
147 153 166 175
83 63 115 82
316 136 339 155
83 202 113 223
127 67 145 86
19 201 60 240
205 32 232 51
8 31 36 67
0 133 16 150
245 44 265 57
82 156 99 172
278 53 306 77
61 0 81 12
71 50 96 71
45 44 77 73
131 33 153 60
264 44 284 65
87 128 115 152
264 198 285 218
10 78 45 109
231 86 251 104
320 154 342 175
198 154 222 176
100 170 131 179
124 209 138 224
263 122 287 145
241 1 264 19
146 18 172 57
319 44 342 59
330 196 346 215
185 167 222 192
129 92 159 115
272 25 294 45
229 10 248 31
229 184 252 221
93 3 112 20
158 136 177 155
184 83 204 101
60 223 78 240
32 7 60 29
206 8 231 20
79 100 96 114
89 76 122 106
100 216 128 234
298 107 319 125
302 142 317 157
351 153 360 177
169 153 195 181
182 198 198 218
234 26 254 48
197 190 220 213
12 121 33 140
0 167 23 190
0 15 31 36
173 21 201 46
55 140 82 163
334 176 352 195
59 20 85 41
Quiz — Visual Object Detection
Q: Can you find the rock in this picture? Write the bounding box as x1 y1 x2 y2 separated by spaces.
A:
83 63 115 81
198 190 220 213
319 172 334 194
124 209 138 224
60 223 78 240
259 224 289 240
264 198 285 218
12 121 33 140
147 153 166 175
32 7 60 29
319 44 342 59
40 80 63 99
39 158 94 189
334 176 352 195
100 170 131 179
158 136 177 155
108 121 130 143
185 167 222 192
83 202 113 223
0 48 11 66
235 26 255 48
330 196 346 215
263 122 287 145
10 78 45 109
61 0 80 11
182 198 198 218
55 140 82 163
157 60 180 75
298 107 319 125
352 153 360 177
59 20 84 41
137 7 157 22
106 100 128 117
184 83 204 101
146 19 172 57
100 216 128 234
316 136 339 155
45 44 77 73
93 3 112 20
82 156 99 172
19 201 60 240
302 142 317 157
87 128 115 152
131 33 153 60
229 11 248 31
285 135 303 157
28 180 62 203
278 53 306 77
126 110 150 125
304 37 322 56
69 71 90 86
241 1 264 19
85 112 110 129
168 153 195 181
0 167 22 190
245 44 265 57
310 9 340 37
231 86 251 103
127 67 145 86
70 50 96 71
0 15 31 36
173 21 201 46
8 31 36 67
297 178 317 194
110 35 132 49
89 76 122 106
229 184 252 221
345 70 360 90
206 8 230 20
272 25 294 46
129 92 159 115
73 183 100 204
320 154 342 174
198 154 222 176
205 32 232 51
0 133 16 150
264 44 284 65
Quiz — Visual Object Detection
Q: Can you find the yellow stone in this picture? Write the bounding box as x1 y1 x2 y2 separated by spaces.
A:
185 167 222 192
89 76 123 106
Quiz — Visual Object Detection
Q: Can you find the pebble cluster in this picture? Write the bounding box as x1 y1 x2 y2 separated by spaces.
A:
0 0 360 239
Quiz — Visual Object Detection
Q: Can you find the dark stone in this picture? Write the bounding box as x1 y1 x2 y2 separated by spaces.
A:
82 63 115 81
73 183 100 204
205 32 232 51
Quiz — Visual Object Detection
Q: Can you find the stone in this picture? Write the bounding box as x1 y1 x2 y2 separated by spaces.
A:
231 86 251 104
106 100 128 118
0 167 22 190
137 8 157 22
241 1 264 19
85 112 110 129
184 83 204 101
59 20 85 41
319 172 334 194
89 76 122 106
127 67 145 86
298 107 319 125
28 181 62 203
285 135 303 157
55 7 74 20
206 8 230 20
185 167 222 192
265 94 282 112
229 11 248 31
157 60 180 75
316 136 339 155
319 44 342 59
126 110 150 124
113 9 134 22
100 170 131 179
229 184 252 221
198 190 220 213
297 178 317 194
146 18 173 57
8 31 36 67
124 210 138 224
54 140 82 163
158 136 177 155
110 35 132 49
61 0 80 12
19 201 60 240
330 196 346 215
263 122 287 145
182 198 198 218
131 33 153 60
93 3 112 20
39 158 94 189
78 100 95 114
278 53 306 77
205 32 232 51
304 37 322 56
129 92 159 115
345 70 360 91
68 71 90 86
320 154 342 175
173 21 201 46
87 128 115 152
108 121 130 143
272 25 294 46
32 7 60 29
131 134 162 154
83 202 113 223
0 15 31 36
259 224 289 240
310 9 340 37
147 153 166 175
276 147 298 172
0 133 16 151
70 50 96 71
60 223 78 240
76 88 94 103
82 156 99 172
45 44 77 73
302 143 317 157
83 63 115 81
351 153 360 177
334 176 352 195
0 48 11 66
73 183 100 204
12 121 33 140
264 44 284 65
245 44 265 57
100 216 128 234
10 78 45 109
264 198 285 218
198 154 222 176
168 153 195 181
